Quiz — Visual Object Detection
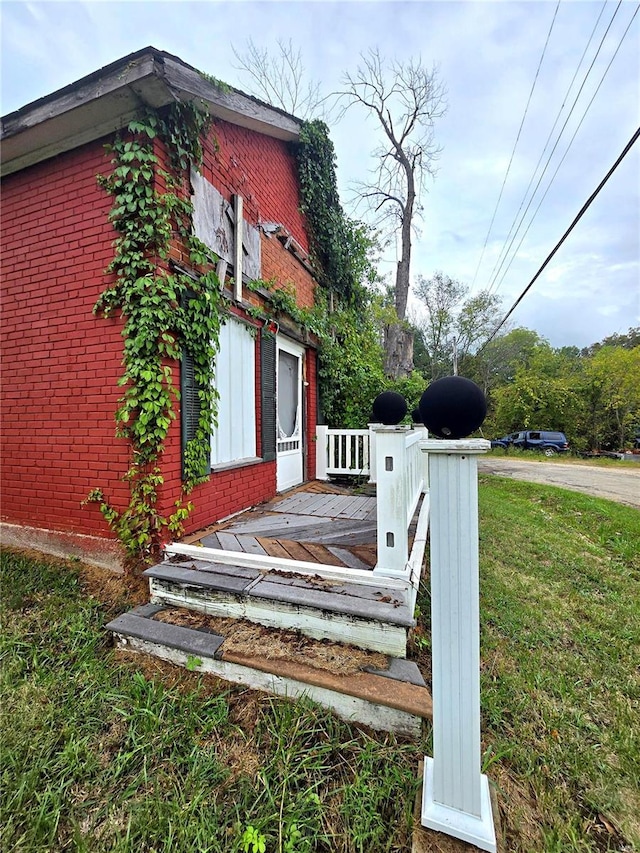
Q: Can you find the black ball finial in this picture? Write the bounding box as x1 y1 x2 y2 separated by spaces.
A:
372 391 407 425
418 376 486 439
411 407 423 424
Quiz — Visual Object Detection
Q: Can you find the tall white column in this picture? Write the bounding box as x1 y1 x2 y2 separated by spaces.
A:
421 438 497 852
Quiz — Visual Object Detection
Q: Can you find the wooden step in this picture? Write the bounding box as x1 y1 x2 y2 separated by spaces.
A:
143 558 415 657
106 604 432 738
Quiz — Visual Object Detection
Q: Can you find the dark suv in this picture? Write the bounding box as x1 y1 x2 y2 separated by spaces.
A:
491 433 518 449
511 430 570 456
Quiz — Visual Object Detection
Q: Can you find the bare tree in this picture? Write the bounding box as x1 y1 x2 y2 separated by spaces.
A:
339 49 447 377
232 38 325 120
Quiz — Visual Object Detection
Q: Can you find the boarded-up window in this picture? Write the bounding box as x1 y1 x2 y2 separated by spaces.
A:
191 169 261 280
211 316 257 466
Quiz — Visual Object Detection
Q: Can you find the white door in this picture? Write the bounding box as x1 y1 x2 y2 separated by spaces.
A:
276 337 304 491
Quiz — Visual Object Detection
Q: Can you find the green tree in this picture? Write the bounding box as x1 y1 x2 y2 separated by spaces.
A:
584 346 640 449
413 272 503 380
468 327 545 395
581 326 640 357
490 346 587 448
316 293 386 428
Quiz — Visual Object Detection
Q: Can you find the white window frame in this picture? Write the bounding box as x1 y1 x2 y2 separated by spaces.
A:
211 315 258 468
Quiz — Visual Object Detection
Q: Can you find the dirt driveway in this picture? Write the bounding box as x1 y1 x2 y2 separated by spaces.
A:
477 457 640 509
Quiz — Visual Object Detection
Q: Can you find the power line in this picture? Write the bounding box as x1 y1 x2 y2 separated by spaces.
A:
485 0 625 297
478 125 640 352
470 0 562 291
489 2 639 298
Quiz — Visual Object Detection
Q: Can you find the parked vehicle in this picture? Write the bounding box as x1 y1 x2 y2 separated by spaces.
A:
490 433 517 449
511 430 570 456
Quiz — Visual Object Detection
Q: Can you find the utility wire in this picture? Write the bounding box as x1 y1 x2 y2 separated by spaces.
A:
470 0 562 291
485 0 624 297
478 125 640 352
483 0 609 294
489 2 639 298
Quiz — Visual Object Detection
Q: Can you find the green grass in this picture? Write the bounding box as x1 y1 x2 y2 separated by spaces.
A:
488 447 640 468
477 477 640 852
2 477 639 852
0 550 418 853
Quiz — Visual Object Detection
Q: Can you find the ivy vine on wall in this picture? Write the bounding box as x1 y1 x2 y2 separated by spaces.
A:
295 120 358 302
84 103 224 566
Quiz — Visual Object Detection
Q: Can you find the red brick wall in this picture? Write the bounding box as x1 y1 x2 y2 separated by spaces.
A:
0 141 131 537
1 117 320 550
201 119 309 252
260 233 316 309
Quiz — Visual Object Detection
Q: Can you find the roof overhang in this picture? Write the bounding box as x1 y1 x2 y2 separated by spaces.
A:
1 47 302 178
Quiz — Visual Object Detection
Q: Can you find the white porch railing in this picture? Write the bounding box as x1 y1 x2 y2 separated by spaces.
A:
315 425 371 480
315 423 430 590
373 427 428 582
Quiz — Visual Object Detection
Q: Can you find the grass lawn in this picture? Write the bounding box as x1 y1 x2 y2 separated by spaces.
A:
486 448 640 468
1 477 639 852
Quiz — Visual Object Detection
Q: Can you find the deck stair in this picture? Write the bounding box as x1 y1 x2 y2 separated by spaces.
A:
142 552 416 657
106 602 432 737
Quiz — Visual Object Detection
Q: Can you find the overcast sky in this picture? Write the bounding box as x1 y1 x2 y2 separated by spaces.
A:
2 0 639 349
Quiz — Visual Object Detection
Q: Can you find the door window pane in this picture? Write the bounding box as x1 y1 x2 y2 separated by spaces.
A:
278 350 298 438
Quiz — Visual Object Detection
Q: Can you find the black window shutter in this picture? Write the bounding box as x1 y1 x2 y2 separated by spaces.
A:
180 290 211 481
261 332 277 462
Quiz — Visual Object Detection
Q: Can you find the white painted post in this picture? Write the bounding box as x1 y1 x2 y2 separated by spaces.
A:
315 425 329 480
233 194 243 302
416 424 430 493
373 426 409 577
421 438 497 853
368 423 380 484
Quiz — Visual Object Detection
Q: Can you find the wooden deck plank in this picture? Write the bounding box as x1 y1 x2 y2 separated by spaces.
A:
350 545 377 567
309 493 346 517
340 495 375 519
248 579 413 625
302 541 346 567
255 537 292 560
274 539 318 563
271 493 318 515
310 523 378 546
327 547 373 571
241 521 340 542
237 518 370 543
216 532 244 552
237 535 267 556
296 494 336 515
259 571 409 607
199 533 222 549
225 513 333 535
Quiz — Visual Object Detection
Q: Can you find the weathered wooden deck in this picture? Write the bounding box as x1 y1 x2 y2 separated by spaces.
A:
185 483 384 571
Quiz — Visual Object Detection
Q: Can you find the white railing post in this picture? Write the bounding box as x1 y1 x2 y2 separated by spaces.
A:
373 426 409 577
415 424 429 493
368 423 380 484
421 438 497 852
315 425 328 480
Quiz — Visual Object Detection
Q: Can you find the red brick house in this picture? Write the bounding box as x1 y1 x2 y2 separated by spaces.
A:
1 47 321 569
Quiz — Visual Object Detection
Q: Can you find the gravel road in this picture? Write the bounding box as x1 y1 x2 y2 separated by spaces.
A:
477 457 640 509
